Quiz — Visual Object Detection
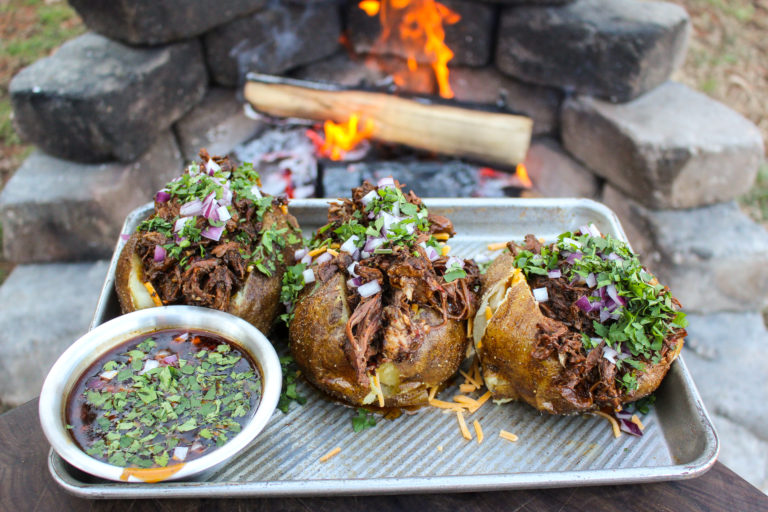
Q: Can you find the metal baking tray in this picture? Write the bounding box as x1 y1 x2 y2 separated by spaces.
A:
48 198 719 498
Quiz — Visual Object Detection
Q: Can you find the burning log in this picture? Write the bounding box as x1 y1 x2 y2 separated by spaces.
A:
243 73 533 167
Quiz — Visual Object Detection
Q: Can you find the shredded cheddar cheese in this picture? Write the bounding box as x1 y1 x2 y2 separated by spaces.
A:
326 248 339 257
456 411 472 440
143 281 163 307
372 372 385 408
459 383 477 394
428 386 439 402
429 398 465 412
453 395 480 409
433 233 451 241
484 306 493 321
330 243 341 249
308 246 328 257
473 420 484 444
280 204 288 214
499 430 518 442
471 391 492 413
437 445 443 452
593 411 621 438
459 370 482 389
631 414 645 430
487 242 507 251
319 447 341 462
441 245 451 256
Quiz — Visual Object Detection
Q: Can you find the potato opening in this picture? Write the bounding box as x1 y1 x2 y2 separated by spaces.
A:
127 253 157 310
472 267 525 346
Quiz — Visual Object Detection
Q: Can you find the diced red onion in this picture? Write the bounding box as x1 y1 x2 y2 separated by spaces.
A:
606 284 627 306
86 377 106 390
361 251 371 259
361 190 377 206
548 269 562 279
340 235 359 254
174 332 189 342
220 186 233 206
201 192 218 219
347 262 359 277
446 256 464 269
404 223 415 234
377 176 395 188
140 359 160 375
364 237 385 252
381 212 400 232
162 354 178 365
532 287 549 302
565 252 583 264
619 418 643 437
250 185 263 199
315 252 332 265
615 410 633 421
425 246 439 261
174 217 193 232
180 200 203 217
302 268 315 284
153 245 166 262
575 295 594 313
300 253 312 265
606 252 624 262
173 446 189 461
201 224 224 241
358 280 381 298
586 272 597 288
205 159 221 175
100 370 118 380
155 190 171 203
191 442 204 453
295 248 308 260
603 345 619 364
586 223 602 238
120 234 130 241
391 202 400 217
347 278 359 289
216 205 231 222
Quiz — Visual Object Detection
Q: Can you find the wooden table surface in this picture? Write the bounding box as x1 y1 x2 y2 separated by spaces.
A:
2 399 766 512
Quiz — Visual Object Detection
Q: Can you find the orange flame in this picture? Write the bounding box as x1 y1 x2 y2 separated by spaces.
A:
359 0 460 98
516 163 533 188
314 114 375 161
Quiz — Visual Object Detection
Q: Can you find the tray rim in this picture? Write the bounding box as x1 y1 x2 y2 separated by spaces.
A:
50 197 719 499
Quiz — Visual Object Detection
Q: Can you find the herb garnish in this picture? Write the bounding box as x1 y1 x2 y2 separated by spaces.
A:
351 408 377 432
279 264 307 326
277 356 307 413
513 229 687 391
68 330 259 468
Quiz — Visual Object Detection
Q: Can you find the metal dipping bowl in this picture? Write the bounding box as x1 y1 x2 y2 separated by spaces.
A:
39 306 282 483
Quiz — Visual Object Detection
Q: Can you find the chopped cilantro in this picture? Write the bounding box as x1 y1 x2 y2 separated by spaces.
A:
351 408 377 432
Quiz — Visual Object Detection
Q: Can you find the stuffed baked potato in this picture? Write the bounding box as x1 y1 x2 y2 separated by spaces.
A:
115 150 301 333
473 226 687 414
286 179 479 407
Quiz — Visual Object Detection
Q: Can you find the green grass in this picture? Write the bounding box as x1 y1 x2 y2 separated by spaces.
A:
0 2 84 65
741 163 768 224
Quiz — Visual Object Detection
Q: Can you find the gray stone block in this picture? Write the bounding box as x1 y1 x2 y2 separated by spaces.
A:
496 0 690 102
449 67 561 135
204 3 342 86
523 138 600 198
69 0 267 45
10 33 206 163
346 0 496 68
563 82 764 209
174 88 266 163
0 133 182 263
0 261 109 406
603 185 768 313
683 312 768 443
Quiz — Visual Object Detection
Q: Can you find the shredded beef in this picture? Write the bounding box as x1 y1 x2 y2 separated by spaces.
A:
322 180 479 384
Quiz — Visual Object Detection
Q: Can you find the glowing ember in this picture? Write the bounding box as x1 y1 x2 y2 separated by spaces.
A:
308 114 375 161
359 0 460 99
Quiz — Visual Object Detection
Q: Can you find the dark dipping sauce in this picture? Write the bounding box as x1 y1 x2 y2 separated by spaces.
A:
66 329 261 469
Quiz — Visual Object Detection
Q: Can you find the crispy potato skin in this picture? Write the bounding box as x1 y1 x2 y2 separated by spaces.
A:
474 254 682 414
289 271 468 408
115 207 300 334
